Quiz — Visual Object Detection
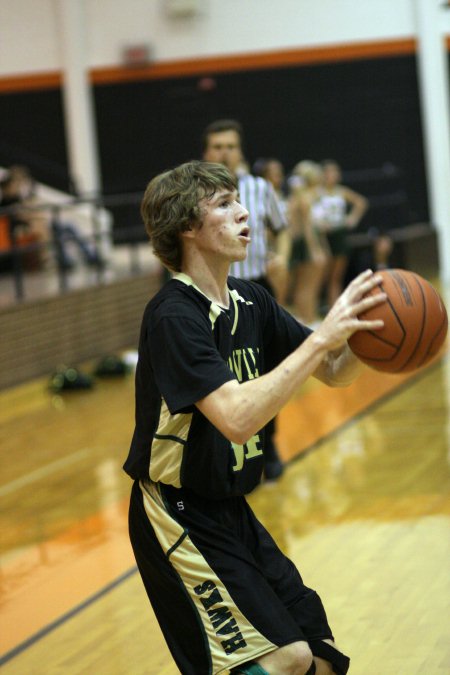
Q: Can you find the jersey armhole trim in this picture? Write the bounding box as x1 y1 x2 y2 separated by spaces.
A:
154 432 187 445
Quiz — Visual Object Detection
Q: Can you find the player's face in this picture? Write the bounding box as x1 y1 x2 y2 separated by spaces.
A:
203 131 243 173
265 160 284 191
194 188 250 262
323 163 341 187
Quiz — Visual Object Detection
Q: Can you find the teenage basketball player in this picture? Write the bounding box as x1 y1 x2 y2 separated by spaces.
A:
124 160 386 675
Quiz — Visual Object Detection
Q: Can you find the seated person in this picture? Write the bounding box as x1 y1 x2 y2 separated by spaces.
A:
0 165 102 270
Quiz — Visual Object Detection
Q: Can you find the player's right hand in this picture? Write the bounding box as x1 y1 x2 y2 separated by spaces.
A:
314 269 387 352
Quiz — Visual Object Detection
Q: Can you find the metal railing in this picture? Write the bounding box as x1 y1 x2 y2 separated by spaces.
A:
0 191 156 303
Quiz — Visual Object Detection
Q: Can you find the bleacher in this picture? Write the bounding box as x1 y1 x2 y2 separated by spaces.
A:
0 171 163 389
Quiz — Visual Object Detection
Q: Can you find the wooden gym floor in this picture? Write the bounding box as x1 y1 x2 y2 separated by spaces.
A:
0 309 449 673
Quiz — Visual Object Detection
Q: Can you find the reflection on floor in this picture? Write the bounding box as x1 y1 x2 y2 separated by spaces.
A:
0 340 449 673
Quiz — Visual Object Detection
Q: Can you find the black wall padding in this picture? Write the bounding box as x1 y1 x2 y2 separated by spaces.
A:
0 54 429 240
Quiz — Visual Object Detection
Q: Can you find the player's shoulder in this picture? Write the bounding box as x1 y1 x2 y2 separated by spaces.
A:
144 277 206 323
227 276 273 306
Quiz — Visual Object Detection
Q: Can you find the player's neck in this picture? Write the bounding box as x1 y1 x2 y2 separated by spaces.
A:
182 258 230 308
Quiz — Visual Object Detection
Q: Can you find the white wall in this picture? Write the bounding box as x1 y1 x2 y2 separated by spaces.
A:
0 0 418 77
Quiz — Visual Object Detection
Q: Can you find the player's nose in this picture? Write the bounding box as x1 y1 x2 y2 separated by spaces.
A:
236 203 249 222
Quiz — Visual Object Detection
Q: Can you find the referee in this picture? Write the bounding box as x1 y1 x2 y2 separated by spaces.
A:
202 119 289 480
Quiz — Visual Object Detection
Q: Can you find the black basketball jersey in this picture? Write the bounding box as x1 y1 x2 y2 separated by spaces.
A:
123 273 311 499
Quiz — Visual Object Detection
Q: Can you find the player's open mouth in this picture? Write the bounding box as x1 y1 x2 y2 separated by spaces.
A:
238 226 251 243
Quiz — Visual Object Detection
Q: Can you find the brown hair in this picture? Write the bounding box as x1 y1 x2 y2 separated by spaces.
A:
141 160 237 272
200 118 244 154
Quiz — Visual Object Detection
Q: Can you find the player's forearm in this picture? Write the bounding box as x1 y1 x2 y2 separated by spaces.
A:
223 332 330 443
197 270 385 444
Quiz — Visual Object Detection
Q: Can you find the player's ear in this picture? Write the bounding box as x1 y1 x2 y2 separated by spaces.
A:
181 213 203 238
180 218 202 239
181 227 196 240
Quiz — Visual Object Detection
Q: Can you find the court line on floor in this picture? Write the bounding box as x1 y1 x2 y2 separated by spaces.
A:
1 352 447 666
287 351 449 466
0 566 139 667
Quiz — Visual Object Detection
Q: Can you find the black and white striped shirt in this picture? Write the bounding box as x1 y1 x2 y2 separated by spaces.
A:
230 173 287 280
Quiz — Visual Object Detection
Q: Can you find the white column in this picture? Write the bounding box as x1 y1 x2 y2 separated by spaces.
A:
56 0 101 195
414 0 450 283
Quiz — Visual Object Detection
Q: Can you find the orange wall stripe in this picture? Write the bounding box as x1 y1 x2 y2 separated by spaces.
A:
90 38 417 85
0 38 418 94
0 71 61 94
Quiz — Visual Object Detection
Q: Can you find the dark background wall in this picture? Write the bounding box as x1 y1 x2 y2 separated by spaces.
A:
0 53 429 235
0 88 70 189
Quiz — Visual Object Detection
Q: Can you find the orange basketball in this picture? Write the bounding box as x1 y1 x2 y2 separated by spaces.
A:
348 268 448 373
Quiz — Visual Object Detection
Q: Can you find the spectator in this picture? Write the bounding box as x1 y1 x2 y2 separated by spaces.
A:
316 160 368 309
0 165 103 270
253 157 292 305
288 161 328 326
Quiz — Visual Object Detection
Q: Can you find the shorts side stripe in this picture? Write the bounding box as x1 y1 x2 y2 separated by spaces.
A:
167 530 189 558
139 481 276 675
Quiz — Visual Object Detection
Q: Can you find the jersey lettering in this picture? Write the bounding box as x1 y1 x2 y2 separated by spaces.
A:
231 433 263 471
242 348 259 379
208 606 233 629
227 346 263 471
200 587 222 611
194 580 216 595
194 580 247 654
230 349 243 381
221 632 247 654
228 347 260 381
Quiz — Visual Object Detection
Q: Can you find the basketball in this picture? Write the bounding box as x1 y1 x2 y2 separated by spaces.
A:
348 268 448 373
